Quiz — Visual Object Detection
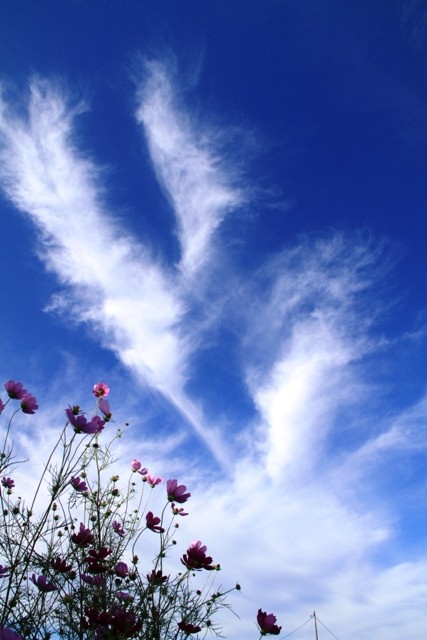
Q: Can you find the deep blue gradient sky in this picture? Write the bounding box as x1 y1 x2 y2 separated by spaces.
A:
1 2 427 638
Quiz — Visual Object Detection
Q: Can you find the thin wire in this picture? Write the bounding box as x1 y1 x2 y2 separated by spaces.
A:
315 615 343 640
281 616 313 638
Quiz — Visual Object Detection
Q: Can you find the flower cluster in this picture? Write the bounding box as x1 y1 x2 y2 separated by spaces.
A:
0 380 282 640
3 380 38 415
257 610 282 636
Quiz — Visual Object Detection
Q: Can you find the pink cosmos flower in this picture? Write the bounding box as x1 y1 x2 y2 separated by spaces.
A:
108 606 142 635
82 606 111 627
1 477 14 491
31 573 57 592
65 407 105 435
146 511 164 533
4 380 27 400
145 474 162 487
86 548 111 561
21 393 38 415
86 547 112 574
167 479 191 504
99 397 112 421
131 459 148 474
181 540 215 571
131 458 141 471
50 557 73 573
112 520 125 537
146 569 168 585
256 610 282 636
70 476 88 492
81 573 103 586
171 503 189 516
92 382 110 397
178 621 202 634
0 628 24 640
114 562 129 578
71 523 94 547
116 591 133 601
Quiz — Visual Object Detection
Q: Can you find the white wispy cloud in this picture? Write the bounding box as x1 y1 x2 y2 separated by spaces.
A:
135 59 243 279
239 233 386 480
0 77 231 467
0 78 183 390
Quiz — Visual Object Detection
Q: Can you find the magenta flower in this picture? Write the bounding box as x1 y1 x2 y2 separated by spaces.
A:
21 393 38 414
131 459 148 474
71 523 94 547
108 606 142 635
171 503 188 516
50 557 73 573
112 520 125 537
146 511 164 533
114 562 129 578
178 621 202 634
0 628 24 640
31 573 57 592
257 610 282 636
167 479 191 504
87 547 111 560
116 591 133 601
181 540 215 571
145 474 162 487
70 476 88 492
83 606 111 627
81 573 103 586
65 407 105 434
131 458 141 471
1 477 14 491
99 397 112 421
4 380 27 400
86 547 111 574
0 565 9 577
146 569 168 585
93 382 110 397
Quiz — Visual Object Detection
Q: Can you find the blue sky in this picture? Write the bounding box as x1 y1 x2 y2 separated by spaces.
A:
1 1 427 638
